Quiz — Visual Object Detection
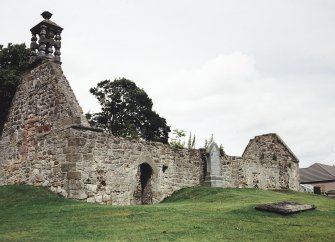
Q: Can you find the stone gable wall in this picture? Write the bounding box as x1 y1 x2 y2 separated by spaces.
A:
0 60 89 186
2 61 87 139
220 134 299 190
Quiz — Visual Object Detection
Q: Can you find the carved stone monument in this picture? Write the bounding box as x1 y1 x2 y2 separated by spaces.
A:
205 141 224 187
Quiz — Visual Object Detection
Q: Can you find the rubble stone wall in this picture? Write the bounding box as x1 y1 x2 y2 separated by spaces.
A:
220 134 300 190
0 60 300 205
0 60 85 184
0 125 204 205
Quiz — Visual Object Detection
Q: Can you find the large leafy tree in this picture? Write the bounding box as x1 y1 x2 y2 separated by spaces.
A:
0 43 30 133
87 78 170 143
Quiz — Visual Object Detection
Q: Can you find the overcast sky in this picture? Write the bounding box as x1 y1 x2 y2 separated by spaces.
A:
1 0 335 168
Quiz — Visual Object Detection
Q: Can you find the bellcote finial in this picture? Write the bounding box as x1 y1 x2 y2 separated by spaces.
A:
30 11 63 64
41 11 52 20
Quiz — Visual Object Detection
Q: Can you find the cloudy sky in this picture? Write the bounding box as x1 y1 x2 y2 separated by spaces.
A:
1 0 335 168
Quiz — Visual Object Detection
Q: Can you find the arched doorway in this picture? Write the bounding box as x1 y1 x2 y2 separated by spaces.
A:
134 163 153 205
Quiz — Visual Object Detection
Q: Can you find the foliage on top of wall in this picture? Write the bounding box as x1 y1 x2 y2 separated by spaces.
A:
272 154 277 161
170 129 186 149
0 43 30 134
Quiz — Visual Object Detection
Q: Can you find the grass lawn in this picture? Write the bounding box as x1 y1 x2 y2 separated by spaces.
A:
0 185 334 241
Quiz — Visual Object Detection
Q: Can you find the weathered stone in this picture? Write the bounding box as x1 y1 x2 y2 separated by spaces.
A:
68 137 86 146
42 180 49 187
102 194 111 202
95 195 103 203
67 171 81 180
83 153 93 162
66 154 82 163
255 201 316 215
205 142 223 187
85 184 97 193
87 197 95 203
61 163 76 172
68 190 87 200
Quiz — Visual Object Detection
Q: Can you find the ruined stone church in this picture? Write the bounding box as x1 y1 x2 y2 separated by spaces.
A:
0 12 299 205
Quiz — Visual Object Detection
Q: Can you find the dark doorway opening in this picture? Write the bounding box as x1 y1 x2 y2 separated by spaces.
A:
134 163 153 205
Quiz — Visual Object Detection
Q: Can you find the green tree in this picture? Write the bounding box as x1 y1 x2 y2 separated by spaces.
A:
87 78 170 143
0 43 30 133
170 129 186 149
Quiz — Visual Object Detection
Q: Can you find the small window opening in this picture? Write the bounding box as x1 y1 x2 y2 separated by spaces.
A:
162 165 168 173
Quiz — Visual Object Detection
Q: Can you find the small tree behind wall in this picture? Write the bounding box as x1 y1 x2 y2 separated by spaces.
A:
87 78 171 144
170 129 186 149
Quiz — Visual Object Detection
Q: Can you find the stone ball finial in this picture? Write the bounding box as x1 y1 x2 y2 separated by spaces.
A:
41 11 52 20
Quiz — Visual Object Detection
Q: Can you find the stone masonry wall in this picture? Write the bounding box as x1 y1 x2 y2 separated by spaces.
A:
220 134 299 190
0 60 89 187
0 126 204 204
221 155 243 188
0 60 300 206
0 60 204 204
1 60 88 137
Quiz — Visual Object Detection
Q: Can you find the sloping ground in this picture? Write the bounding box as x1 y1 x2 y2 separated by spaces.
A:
0 185 334 241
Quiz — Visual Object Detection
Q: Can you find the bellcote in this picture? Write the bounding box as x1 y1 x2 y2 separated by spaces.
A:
30 11 63 63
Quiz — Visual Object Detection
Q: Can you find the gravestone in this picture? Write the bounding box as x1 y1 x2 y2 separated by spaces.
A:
205 141 223 187
255 201 316 215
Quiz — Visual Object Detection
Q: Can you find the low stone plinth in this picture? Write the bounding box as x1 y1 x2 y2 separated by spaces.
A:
204 175 224 188
255 201 316 215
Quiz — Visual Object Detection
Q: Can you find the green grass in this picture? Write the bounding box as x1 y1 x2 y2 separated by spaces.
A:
0 185 334 241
